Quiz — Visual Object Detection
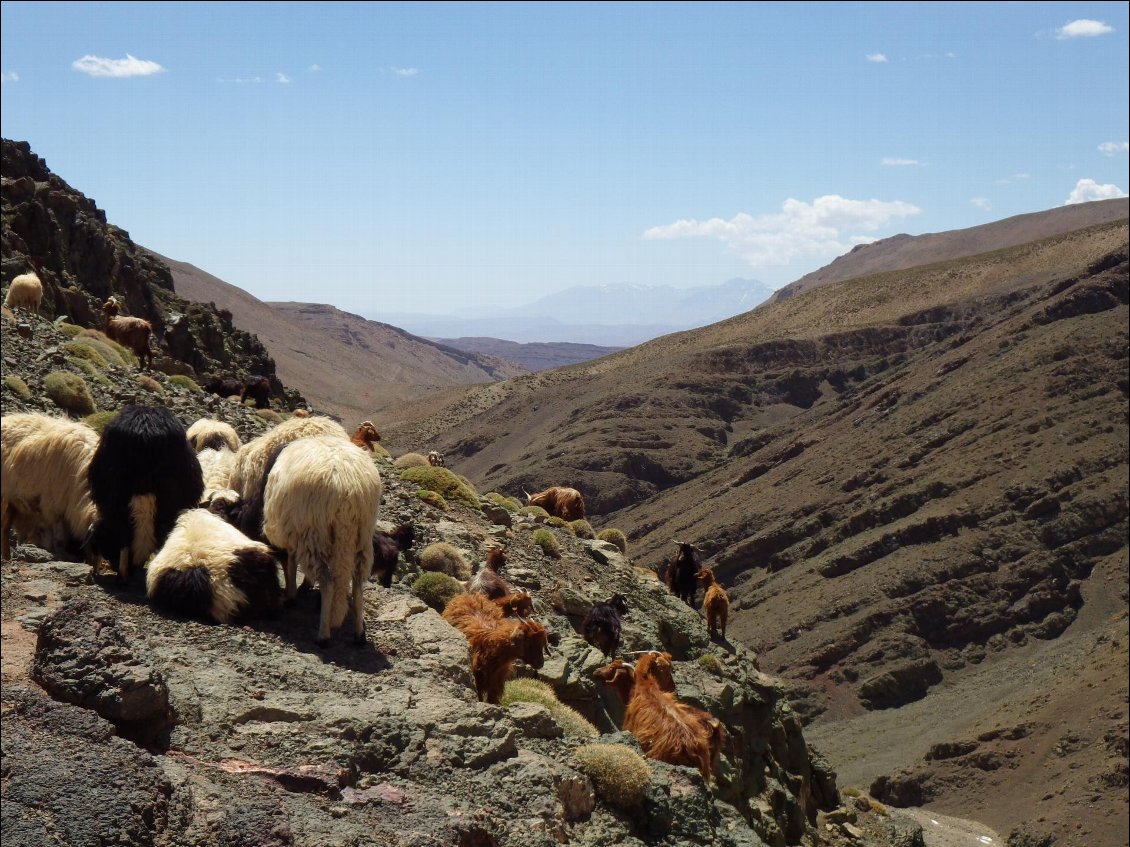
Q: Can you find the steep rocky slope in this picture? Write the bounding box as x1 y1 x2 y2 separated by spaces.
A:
385 217 1129 844
158 250 524 427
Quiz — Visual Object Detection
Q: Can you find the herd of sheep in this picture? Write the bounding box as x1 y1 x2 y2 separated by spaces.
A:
1 396 734 782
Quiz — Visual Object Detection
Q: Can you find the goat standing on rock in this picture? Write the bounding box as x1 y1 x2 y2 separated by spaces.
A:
697 567 729 639
101 297 155 370
665 540 702 607
581 594 630 657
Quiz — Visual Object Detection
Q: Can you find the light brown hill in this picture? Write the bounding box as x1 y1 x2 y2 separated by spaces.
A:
385 214 1129 844
152 251 524 428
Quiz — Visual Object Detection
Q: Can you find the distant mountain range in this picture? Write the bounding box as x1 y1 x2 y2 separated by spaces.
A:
380 277 777 345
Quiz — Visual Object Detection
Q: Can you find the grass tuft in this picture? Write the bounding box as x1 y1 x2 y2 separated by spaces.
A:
411 572 465 613
532 528 561 558
501 678 599 738
596 528 628 553
44 370 95 415
573 744 652 809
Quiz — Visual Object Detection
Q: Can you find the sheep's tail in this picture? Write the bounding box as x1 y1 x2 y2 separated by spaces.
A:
130 494 158 566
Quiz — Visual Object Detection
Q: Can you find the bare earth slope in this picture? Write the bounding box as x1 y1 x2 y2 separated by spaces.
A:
433 337 625 373
386 216 1129 844
156 252 524 427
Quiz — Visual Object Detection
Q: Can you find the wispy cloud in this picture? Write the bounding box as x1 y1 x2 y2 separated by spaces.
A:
275 72 291 84
1099 141 1129 156
72 54 165 78
1055 19 1113 39
881 158 925 167
971 197 992 211
0 71 18 84
865 53 888 63
1065 178 1127 205
217 75 263 84
391 66 419 76
644 195 921 268
307 64 322 73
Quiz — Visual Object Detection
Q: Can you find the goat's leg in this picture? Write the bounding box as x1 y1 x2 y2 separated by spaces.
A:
118 547 130 583
0 500 12 561
284 556 298 600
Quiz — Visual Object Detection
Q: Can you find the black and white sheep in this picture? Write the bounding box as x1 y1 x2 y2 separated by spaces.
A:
261 435 382 646
87 405 204 582
146 508 282 624
186 418 241 453
1 413 100 562
581 593 630 657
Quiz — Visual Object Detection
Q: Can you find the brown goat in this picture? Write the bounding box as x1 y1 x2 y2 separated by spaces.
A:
101 298 154 369
426 450 445 467
493 591 534 619
697 567 729 638
523 486 586 521
594 653 677 705
622 652 727 781
443 593 549 703
351 421 381 452
467 547 513 599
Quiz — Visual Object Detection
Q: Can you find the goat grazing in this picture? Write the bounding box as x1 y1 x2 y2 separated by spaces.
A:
426 450 445 467
523 486 586 521
466 547 513 600
229 414 349 501
372 523 415 587
101 297 154 369
581 593 630 657
1 413 99 562
4 271 43 314
202 375 245 399
186 418 241 453
87 405 204 582
697 567 729 638
665 540 702 607
350 421 381 452
146 508 282 624
261 435 382 646
442 592 550 704
623 651 727 781
240 376 271 409
494 590 534 619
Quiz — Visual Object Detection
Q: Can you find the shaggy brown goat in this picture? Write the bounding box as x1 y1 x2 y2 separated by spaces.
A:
426 450 445 467
443 593 549 704
697 567 729 638
523 486 586 521
102 298 154 369
351 421 382 452
240 376 271 409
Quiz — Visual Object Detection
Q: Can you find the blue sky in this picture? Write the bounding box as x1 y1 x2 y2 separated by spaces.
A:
2 1 1128 319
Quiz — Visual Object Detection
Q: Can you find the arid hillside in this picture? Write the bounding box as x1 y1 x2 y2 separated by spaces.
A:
159 252 525 427
386 214 1129 845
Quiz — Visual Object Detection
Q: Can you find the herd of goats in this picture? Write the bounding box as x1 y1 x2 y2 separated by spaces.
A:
2 382 735 784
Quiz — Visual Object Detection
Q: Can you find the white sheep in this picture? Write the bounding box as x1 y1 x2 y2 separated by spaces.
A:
3 272 43 315
1 412 99 562
261 435 382 646
196 446 238 504
186 418 241 453
146 508 282 624
229 415 349 501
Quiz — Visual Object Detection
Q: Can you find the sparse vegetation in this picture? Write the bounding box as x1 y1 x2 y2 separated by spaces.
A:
418 542 471 580
696 653 723 676
168 375 202 393
63 339 112 370
569 519 595 539
76 328 137 366
399 466 479 509
394 452 430 469
370 442 391 460
417 489 447 509
3 374 31 399
254 408 282 425
546 516 572 532
56 322 83 338
573 743 652 809
83 411 118 433
136 374 165 395
411 572 465 613
485 492 521 512
597 528 627 553
43 370 95 415
501 678 599 738
532 528 561 558
518 505 550 519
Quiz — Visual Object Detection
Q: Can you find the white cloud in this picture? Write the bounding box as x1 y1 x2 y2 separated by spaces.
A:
644 195 922 268
1099 141 1129 156
1055 19 1113 39
217 75 262 84
0 71 18 84
72 54 165 78
307 64 322 73
392 67 419 77
866 53 888 63
971 197 992 211
881 158 924 167
1065 178 1128 204
275 72 291 84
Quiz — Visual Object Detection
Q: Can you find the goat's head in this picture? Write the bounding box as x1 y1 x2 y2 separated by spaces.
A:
355 421 381 445
695 567 717 586
606 593 630 616
512 619 550 668
485 546 507 572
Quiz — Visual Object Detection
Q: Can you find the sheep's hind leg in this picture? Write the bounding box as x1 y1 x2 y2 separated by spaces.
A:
351 565 367 646
118 548 131 583
1 499 11 560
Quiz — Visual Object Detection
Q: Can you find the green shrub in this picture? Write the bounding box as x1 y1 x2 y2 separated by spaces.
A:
44 371 95 415
254 408 283 425
573 744 652 809
411 572 465 613
597 528 628 554
546 516 570 530
83 410 118 434
63 340 110 369
400 466 479 509
75 329 137 366
417 490 448 509
696 653 723 676
569 519 596 539
56 322 83 338
370 442 391 460
168 375 202 393
418 542 471 580
394 452 430 469
518 505 550 519
532 528 561 558
501 678 599 738
66 357 110 385
485 492 520 512
136 375 165 395
3 375 31 400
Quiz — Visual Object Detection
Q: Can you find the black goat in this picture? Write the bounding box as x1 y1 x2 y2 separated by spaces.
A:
372 524 415 587
240 376 271 409
581 593 630 657
665 540 702 607
88 405 204 582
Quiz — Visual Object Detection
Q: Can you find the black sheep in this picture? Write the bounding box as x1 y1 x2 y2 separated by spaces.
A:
581 593 630 657
665 540 702 607
372 524 415 587
240 376 271 409
88 405 204 582
202 375 244 398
